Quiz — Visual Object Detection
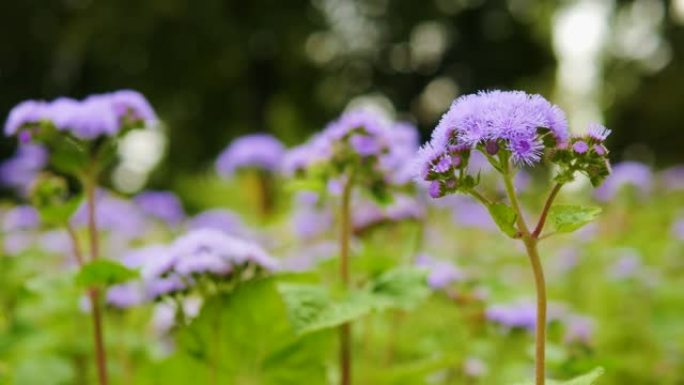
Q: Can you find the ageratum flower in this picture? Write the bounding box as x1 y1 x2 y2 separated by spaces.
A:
134 190 185 225
594 161 651 202
216 134 285 176
416 91 571 197
71 190 148 239
416 254 466 290
4 90 156 140
134 229 277 301
2 205 40 232
0 144 48 194
485 301 566 331
187 208 248 236
283 109 418 196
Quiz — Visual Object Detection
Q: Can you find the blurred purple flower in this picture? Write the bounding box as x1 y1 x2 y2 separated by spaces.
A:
3 100 48 135
291 192 333 240
486 301 565 331
2 232 34 255
2 205 39 232
672 218 684 241
216 134 285 176
107 283 145 309
660 166 684 191
449 196 496 231
0 144 48 194
594 162 652 202
4 90 156 140
416 254 466 290
609 249 642 280
71 192 148 239
134 190 185 225
564 315 595 345
187 208 246 236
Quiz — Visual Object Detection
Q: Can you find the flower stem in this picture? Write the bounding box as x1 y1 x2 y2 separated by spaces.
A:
339 175 354 385
522 237 546 385
532 183 563 238
501 162 546 385
84 171 108 385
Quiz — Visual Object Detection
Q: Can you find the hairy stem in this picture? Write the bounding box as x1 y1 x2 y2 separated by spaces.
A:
532 183 563 238
501 163 546 385
339 175 354 385
85 172 108 385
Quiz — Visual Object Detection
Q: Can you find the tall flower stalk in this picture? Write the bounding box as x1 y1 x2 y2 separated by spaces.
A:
416 90 611 385
284 109 419 385
338 173 354 385
4 89 158 385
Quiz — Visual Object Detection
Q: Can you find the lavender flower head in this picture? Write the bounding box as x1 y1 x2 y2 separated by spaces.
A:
284 109 417 193
416 91 571 198
4 90 156 140
486 301 566 331
187 208 247 236
134 190 185 225
594 161 652 202
216 133 285 176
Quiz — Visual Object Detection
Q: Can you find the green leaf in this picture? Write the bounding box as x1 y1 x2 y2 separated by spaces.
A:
368 266 430 311
37 196 83 226
511 367 605 385
280 267 430 335
162 278 329 385
487 203 518 238
279 284 373 335
49 136 90 175
549 205 602 233
29 174 82 226
75 259 139 288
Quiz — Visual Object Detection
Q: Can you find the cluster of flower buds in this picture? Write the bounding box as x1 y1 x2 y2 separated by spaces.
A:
552 123 612 186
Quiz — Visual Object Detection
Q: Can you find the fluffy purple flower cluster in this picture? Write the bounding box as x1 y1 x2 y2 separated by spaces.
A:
283 109 419 191
417 90 612 198
216 134 285 176
107 229 277 307
417 91 570 198
4 90 156 140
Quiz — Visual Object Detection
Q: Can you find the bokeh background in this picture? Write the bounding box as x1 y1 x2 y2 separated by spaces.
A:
1 0 683 191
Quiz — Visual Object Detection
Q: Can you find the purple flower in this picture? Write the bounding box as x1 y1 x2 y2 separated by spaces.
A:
2 205 40 232
572 140 589 154
416 254 466 290
0 144 48 193
187 209 246 236
450 196 496 231
672 218 684 241
108 89 157 121
609 248 642 280
594 162 652 202
486 301 565 331
564 315 595 345
3 100 48 135
107 283 145 309
586 122 611 142
4 90 156 140
169 228 278 278
71 191 148 239
281 241 337 272
291 193 333 240
353 195 425 231
216 134 285 176
417 90 569 185
660 166 684 191
134 190 185 225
